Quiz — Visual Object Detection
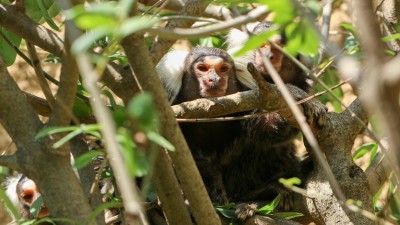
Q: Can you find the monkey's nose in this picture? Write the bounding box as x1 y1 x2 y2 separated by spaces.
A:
207 75 220 87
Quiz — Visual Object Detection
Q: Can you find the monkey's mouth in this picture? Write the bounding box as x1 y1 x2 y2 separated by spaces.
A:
201 88 226 98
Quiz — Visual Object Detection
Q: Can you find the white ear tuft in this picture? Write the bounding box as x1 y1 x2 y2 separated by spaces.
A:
227 29 258 90
156 50 188 103
226 28 250 50
4 174 22 210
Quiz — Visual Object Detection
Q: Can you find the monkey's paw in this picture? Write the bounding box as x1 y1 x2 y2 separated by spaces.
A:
288 84 328 129
301 98 328 129
277 188 294 212
235 203 258 221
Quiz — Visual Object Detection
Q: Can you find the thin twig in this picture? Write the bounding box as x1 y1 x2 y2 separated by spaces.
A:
57 1 149 224
146 6 268 39
0 30 59 85
26 42 55 108
152 0 170 16
316 57 336 78
260 48 348 204
141 0 166 16
318 0 334 65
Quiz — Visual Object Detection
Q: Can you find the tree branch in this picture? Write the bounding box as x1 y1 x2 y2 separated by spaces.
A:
139 0 232 20
0 154 20 171
26 42 55 108
295 98 374 224
122 32 221 225
150 0 212 64
48 28 80 127
55 1 149 224
0 55 42 149
101 62 139 105
354 0 400 183
0 3 64 56
146 6 268 41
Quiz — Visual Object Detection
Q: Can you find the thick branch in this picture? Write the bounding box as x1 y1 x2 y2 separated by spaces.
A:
0 56 42 148
102 62 139 105
295 98 374 225
0 154 20 171
48 29 79 127
152 149 193 225
122 34 221 225
355 0 400 179
0 3 64 56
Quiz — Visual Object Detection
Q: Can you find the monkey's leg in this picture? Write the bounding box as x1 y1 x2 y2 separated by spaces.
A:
196 158 229 205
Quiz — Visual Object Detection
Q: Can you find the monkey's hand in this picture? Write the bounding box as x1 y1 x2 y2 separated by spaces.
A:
287 84 328 129
235 203 258 222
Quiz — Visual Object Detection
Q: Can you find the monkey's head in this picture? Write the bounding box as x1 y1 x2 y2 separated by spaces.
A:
183 47 237 98
253 22 286 80
16 175 50 219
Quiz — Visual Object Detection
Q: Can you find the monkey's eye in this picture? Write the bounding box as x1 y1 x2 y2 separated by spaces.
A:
21 191 34 203
220 65 230 72
197 64 208 72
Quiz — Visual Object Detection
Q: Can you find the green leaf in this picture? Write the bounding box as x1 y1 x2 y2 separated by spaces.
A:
279 177 301 187
71 27 112 54
299 20 319 55
73 98 93 118
305 0 322 16
147 131 175 151
66 2 118 20
285 22 302 56
35 0 59 31
52 128 84 148
344 35 360 55
116 16 159 38
234 30 277 57
89 201 123 223
270 212 304 219
0 29 22 66
353 142 377 160
118 128 148 177
340 23 356 34
36 124 101 148
257 194 281 215
29 196 44 218
35 126 79 139
263 0 296 25
367 142 379 169
25 0 60 23
382 33 400 42
215 208 235 219
33 217 57 225
285 20 319 56
128 92 159 132
74 13 118 30
373 184 385 208
73 150 104 169
103 90 117 107
0 185 20 219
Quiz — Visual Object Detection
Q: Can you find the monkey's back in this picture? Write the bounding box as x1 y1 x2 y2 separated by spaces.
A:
221 111 302 203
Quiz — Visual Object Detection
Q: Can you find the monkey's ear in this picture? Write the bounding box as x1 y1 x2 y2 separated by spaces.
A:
227 28 258 90
156 50 188 103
